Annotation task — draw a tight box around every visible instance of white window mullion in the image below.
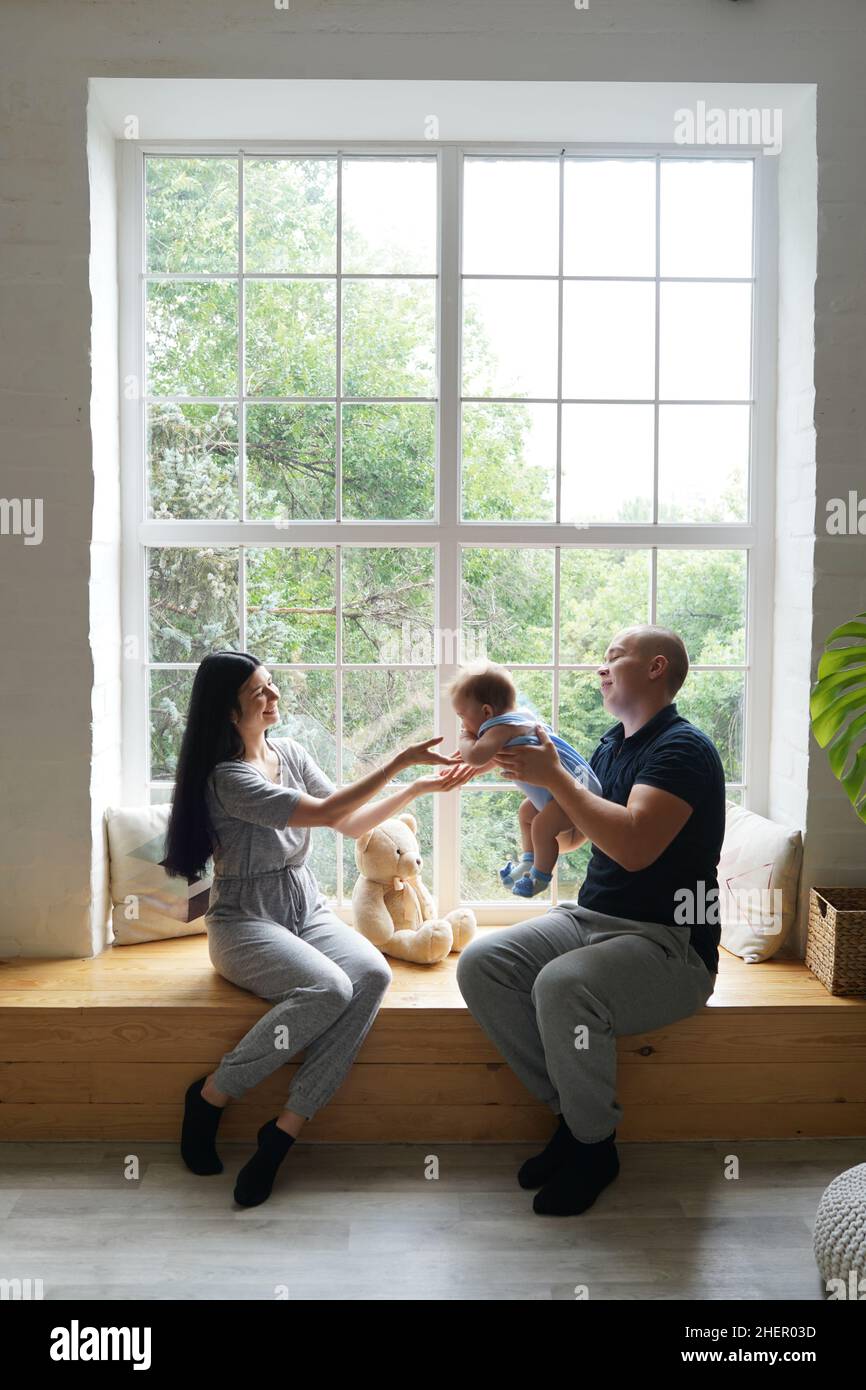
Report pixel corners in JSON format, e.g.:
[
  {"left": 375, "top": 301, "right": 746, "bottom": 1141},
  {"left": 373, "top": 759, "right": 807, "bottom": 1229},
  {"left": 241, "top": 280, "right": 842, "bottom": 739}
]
[
  {"left": 238, "top": 154, "right": 245, "bottom": 528},
  {"left": 653, "top": 156, "right": 661, "bottom": 530},
  {"left": 555, "top": 150, "right": 565, "bottom": 526},
  {"left": 238, "top": 155, "right": 247, "bottom": 658},
  {"left": 436, "top": 145, "right": 461, "bottom": 915},
  {"left": 138, "top": 151, "right": 151, "bottom": 795},
  {"left": 552, "top": 546, "right": 562, "bottom": 906},
  {"left": 335, "top": 541, "right": 344, "bottom": 906},
  {"left": 335, "top": 155, "right": 343, "bottom": 525},
  {"left": 745, "top": 153, "right": 776, "bottom": 815},
  {"left": 551, "top": 151, "right": 565, "bottom": 902},
  {"left": 334, "top": 158, "right": 344, "bottom": 904},
  {"left": 649, "top": 156, "right": 661, "bottom": 630},
  {"left": 121, "top": 141, "right": 148, "bottom": 804}
]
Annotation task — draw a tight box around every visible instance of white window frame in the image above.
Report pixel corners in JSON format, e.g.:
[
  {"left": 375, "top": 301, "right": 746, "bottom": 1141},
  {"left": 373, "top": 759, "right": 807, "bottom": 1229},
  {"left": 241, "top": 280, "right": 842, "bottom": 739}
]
[{"left": 119, "top": 139, "right": 777, "bottom": 924}]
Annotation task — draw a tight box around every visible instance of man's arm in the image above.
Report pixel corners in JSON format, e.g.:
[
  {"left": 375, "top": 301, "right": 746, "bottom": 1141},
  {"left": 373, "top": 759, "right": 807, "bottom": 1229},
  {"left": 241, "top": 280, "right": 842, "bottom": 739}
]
[
  {"left": 546, "top": 776, "right": 692, "bottom": 871},
  {"left": 495, "top": 724, "right": 693, "bottom": 871},
  {"left": 557, "top": 826, "right": 588, "bottom": 855}
]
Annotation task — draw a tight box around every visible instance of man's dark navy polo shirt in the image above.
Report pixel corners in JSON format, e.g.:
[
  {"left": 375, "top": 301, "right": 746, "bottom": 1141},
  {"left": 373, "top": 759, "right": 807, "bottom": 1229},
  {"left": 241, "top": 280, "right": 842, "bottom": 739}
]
[{"left": 577, "top": 702, "right": 726, "bottom": 975}]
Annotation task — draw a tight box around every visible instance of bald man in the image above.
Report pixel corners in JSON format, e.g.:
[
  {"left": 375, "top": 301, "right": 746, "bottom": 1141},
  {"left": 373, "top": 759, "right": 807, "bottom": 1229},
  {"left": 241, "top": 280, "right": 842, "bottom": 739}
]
[{"left": 456, "top": 625, "right": 725, "bottom": 1216}]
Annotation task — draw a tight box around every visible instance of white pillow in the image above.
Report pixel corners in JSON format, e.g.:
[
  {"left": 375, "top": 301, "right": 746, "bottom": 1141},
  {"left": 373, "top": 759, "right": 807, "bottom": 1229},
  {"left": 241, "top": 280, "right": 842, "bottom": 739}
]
[
  {"left": 105, "top": 804, "right": 212, "bottom": 945},
  {"left": 718, "top": 802, "right": 803, "bottom": 963}
]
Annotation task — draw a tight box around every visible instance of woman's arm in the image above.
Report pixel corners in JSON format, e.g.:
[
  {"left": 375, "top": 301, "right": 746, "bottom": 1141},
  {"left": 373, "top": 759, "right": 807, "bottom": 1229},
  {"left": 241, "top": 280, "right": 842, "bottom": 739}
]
[
  {"left": 333, "top": 762, "right": 479, "bottom": 838},
  {"left": 287, "top": 737, "right": 461, "bottom": 830},
  {"left": 331, "top": 782, "right": 417, "bottom": 838}
]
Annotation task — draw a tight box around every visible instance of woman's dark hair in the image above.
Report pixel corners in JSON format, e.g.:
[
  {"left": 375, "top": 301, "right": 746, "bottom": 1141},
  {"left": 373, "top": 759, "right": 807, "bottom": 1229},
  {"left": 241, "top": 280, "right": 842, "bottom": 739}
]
[{"left": 162, "top": 649, "right": 267, "bottom": 881}]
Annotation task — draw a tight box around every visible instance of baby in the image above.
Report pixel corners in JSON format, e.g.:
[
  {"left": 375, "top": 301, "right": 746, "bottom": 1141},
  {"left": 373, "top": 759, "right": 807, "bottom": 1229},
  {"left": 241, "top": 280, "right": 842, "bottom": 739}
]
[{"left": 449, "top": 662, "right": 602, "bottom": 897}]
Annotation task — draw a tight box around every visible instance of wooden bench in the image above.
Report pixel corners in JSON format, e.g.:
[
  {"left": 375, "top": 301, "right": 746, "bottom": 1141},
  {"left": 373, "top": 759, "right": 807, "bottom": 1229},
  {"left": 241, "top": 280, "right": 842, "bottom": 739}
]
[{"left": 1, "top": 930, "right": 865, "bottom": 1142}]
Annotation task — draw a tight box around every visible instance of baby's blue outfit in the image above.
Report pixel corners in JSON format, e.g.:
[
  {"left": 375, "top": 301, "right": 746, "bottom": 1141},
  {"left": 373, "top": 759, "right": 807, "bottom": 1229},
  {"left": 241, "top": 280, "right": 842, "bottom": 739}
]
[{"left": 477, "top": 708, "right": 603, "bottom": 810}]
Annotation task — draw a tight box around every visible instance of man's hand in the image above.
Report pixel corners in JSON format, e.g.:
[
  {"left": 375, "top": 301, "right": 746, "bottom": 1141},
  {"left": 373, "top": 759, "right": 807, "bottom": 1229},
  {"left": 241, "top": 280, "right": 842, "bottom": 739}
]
[{"left": 494, "top": 724, "right": 562, "bottom": 789}]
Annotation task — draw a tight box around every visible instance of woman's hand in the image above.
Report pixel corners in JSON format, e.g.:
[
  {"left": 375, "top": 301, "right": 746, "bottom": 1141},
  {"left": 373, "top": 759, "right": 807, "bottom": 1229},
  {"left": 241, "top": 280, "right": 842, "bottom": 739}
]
[
  {"left": 412, "top": 762, "right": 482, "bottom": 796},
  {"left": 494, "top": 723, "right": 562, "bottom": 789},
  {"left": 394, "top": 736, "right": 464, "bottom": 773}
]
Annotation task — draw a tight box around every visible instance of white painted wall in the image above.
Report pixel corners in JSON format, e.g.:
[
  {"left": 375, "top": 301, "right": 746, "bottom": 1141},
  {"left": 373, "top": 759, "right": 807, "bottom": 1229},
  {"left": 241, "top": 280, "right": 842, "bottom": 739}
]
[
  {"left": 768, "top": 88, "right": 818, "bottom": 954},
  {"left": 87, "top": 91, "right": 123, "bottom": 957},
  {"left": 1, "top": 0, "right": 863, "bottom": 959}
]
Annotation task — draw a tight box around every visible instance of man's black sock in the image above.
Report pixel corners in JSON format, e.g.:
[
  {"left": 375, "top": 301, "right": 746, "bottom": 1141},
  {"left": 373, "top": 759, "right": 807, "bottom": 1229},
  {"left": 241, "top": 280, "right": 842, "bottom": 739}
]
[
  {"left": 532, "top": 1131, "right": 619, "bottom": 1215},
  {"left": 517, "top": 1114, "right": 582, "bottom": 1189},
  {"left": 180, "top": 1075, "right": 224, "bottom": 1176},
  {"left": 234, "top": 1117, "right": 296, "bottom": 1208}
]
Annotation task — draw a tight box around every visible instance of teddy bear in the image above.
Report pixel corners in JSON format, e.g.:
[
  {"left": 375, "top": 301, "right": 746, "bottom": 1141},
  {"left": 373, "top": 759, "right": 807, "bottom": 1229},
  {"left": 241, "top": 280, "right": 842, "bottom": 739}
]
[{"left": 351, "top": 812, "right": 476, "bottom": 964}]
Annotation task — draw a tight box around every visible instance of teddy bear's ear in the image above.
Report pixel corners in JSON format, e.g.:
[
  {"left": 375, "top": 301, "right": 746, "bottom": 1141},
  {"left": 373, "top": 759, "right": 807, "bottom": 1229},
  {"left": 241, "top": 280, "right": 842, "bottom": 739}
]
[
  {"left": 356, "top": 830, "right": 374, "bottom": 855},
  {"left": 398, "top": 812, "right": 417, "bottom": 835}
]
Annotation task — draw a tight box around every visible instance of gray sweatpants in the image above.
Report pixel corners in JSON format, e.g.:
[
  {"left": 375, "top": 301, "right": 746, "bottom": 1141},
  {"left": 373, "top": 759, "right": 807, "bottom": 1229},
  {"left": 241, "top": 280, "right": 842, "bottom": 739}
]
[
  {"left": 206, "top": 900, "right": 392, "bottom": 1118},
  {"left": 456, "top": 904, "right": 717, "bottom": 1143}
]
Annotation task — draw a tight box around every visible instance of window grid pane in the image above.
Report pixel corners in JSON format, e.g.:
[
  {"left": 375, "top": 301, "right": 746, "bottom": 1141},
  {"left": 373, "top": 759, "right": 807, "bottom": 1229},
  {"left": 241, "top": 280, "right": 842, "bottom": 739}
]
[
  {"left": 144, "top": 155, "right": 439, "bottom": 528},
  {"left": 460, "top": 154, "right": 755, "bottom": 528},
  {"left": 458, "top": 543, "right": 747, "bottom": 903},
  {"left": 138, "top": 147, "right": 763, "bottom": 913}
]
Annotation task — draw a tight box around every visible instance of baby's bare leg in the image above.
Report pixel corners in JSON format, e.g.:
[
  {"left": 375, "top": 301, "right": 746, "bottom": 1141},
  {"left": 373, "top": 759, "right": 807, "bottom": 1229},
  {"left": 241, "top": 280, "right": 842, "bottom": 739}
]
[
  {"left": 531, "top": 799, "right": 576, "bottom": 875},
  {"left": 499, "top": 797, "right": 539, "bottom": 886},
  {"left": 518, "top": 796, "right": 538, "bottom": 853}
]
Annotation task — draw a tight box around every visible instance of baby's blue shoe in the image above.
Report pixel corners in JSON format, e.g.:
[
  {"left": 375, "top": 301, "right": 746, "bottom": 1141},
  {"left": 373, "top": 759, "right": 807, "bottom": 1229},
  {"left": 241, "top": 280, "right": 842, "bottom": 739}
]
[
  {"left": 499, "top": 853, "right": 533, "bottom": 887},
  {"left": 512, "top": 868, "right": 552, "bottom": 898}
]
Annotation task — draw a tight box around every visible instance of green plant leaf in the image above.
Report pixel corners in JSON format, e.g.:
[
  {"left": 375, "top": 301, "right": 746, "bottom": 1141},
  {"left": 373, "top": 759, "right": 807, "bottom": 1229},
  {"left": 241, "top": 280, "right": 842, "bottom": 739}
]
[{"left": 810, "top": 610, "right": 866, "bottom": 824}]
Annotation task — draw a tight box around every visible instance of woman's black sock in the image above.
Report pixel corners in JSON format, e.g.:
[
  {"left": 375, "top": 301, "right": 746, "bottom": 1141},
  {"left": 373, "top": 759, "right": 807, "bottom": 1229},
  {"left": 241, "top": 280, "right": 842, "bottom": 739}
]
[
  {"left": 234, "top": 1117, "right": 296, "bottom": 1208},
  {"left": 181, "top": 1075, "right": 225, "bottom": 1176}
]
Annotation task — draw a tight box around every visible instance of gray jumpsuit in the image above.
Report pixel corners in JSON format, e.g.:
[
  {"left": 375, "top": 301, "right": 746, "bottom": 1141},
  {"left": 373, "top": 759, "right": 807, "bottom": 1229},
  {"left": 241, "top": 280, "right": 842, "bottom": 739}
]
[{"left": 203, "top": 737, "right": 392, "bottom": 1116}]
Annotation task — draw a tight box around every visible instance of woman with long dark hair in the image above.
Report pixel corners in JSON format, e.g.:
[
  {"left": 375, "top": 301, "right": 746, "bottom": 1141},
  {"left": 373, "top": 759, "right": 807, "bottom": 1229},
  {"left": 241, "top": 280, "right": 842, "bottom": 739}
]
[{"left": 164, "top": 649, "right": 472, "bottom": 1207}]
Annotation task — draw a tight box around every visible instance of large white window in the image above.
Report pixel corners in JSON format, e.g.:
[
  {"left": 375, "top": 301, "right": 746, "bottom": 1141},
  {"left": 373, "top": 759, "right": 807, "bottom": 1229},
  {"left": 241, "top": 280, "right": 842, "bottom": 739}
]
[{"left": 121, "top": 144, "right": 774, "bottom": 921}]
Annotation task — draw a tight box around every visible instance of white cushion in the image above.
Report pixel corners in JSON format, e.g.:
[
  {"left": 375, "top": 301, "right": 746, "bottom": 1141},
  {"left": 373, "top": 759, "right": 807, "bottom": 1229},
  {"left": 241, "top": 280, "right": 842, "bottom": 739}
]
[
  {"left": 718, "top": 802, "right": 803, "bottom": 963},
  {"left": 105, "top": 804, "right": 212, "bottom": 945}
]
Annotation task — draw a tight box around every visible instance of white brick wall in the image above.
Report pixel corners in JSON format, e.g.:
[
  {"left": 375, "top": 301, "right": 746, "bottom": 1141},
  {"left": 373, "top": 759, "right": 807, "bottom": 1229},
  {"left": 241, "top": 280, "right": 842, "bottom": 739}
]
[{"left": 1, "top": 0, "right": 865, "bottom": 958}]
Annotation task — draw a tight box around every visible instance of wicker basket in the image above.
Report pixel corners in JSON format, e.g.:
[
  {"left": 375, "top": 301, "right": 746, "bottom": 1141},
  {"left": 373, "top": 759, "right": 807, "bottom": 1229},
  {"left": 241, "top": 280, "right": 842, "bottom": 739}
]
[{"left": 806, "top": 887, "right": 866, "bottom": 995}]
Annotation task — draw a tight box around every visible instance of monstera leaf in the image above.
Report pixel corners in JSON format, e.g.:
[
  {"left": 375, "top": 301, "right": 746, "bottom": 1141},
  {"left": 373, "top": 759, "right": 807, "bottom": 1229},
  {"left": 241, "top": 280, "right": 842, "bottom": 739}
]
[{"left": 810, "top": 612, "right": 866, "bottom": 825}]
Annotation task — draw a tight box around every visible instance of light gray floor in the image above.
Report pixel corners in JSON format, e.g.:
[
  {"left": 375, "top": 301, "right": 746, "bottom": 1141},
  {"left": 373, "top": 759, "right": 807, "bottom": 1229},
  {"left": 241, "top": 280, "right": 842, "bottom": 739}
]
[{"left": 1, "top": 1137, "right": 860, "bottom": 1300}]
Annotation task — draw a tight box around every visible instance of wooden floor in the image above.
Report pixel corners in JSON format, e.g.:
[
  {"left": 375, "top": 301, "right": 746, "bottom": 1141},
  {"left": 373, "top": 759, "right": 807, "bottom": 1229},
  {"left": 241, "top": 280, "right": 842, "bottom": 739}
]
[
  {"left": 1, "top": 929, "right": 865, "bottom": 1142},
  {"left": 0, "top": 1134, "right": 848, "bottom": 1300}
]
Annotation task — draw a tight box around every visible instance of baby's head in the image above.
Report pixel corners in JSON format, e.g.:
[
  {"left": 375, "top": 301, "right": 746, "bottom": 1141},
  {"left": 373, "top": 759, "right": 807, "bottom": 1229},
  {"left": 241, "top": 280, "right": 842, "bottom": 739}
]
[{"left": 448, "top": 662, "right": 517, "bottom": 737}]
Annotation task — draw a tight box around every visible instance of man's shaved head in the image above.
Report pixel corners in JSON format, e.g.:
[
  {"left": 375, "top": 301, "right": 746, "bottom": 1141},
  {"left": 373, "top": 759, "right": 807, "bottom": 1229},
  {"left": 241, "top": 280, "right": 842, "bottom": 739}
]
[{"left": 613, "top": 626, "right": 690, "bottom": 697}]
